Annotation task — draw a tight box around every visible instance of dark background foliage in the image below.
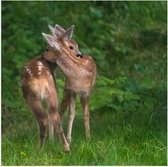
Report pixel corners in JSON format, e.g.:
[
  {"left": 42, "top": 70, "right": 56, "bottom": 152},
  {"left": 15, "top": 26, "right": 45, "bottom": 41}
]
[{"left": 2, "top": 1, "right": 167, "bottom": 165}]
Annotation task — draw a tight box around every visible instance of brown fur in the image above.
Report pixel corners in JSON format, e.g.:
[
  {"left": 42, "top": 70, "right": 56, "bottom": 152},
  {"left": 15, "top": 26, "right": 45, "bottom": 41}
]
[
  {"left": 21, "top": 55, "right": 70, "bottom": 152},
  {"left": 44, "top": 38, "right": 97, "bottom": 144}
]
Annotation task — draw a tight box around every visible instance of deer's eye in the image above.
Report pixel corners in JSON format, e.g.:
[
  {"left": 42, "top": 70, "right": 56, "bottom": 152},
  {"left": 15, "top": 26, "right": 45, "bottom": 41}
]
[{"left": 69, "top": 46, "right": 73, "bottom": 50}]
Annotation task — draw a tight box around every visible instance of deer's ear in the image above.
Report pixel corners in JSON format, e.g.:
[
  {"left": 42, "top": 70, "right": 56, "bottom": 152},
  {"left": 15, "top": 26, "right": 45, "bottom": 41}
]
[
  {"left": 49, "top": 24, "right": 61, "bottom": 37},
  {"left": 42, "top": 33, "right": 61, "bottom": 50},
  {"left": 48, "top": 25, "right": 55, "bottom": 37},
  {"left": 42, "top": 33, "right": 55, "bottom": 47},
  {"left": 55, "top": 24, "right": 65, "bottom": 35},
  {"left": 54, "top": 28, "right": 62, "bottom": 38},
  {"left": 62, "top": 25, "right": 74, "bottom": 41}
]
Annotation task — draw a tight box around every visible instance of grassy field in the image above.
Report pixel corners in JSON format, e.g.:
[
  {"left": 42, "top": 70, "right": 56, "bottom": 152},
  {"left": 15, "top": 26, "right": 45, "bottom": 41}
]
[
  {"left": 2, "top": 97, "right": 167, "bottom": 166},
  {"left": 2, "top": 1, "right": 167, "bottom": 166}
]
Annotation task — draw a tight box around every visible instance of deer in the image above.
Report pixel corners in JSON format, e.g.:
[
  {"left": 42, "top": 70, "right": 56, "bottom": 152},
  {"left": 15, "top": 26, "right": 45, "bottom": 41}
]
[
  {"left": 42, "top": 24, "right": 97, "bottom": 145},
  {"left": 20, "top": 25, "right": 78, "bottom": 152}
]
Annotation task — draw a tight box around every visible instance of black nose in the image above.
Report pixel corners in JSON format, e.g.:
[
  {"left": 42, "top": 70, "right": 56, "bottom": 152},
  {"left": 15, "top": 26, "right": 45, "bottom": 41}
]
[
  {"left": 77, "top": 53, "right": 81, "bottom": 57},
  {"left": 77, "top": 53, "right": 83, "bottom": 58}
]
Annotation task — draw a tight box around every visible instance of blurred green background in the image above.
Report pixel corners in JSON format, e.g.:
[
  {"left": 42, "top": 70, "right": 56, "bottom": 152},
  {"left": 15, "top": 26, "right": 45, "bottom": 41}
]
[{"left": 2, "top": 1, "right": 167, "bottom": 166}]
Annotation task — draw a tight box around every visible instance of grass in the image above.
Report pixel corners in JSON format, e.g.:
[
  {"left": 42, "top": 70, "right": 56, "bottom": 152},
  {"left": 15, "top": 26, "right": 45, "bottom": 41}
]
[
  {"left": 2, "top": 2, "right": 167, "bottom": 165},
  {"left": 2, "top": 103, "right": 167, "bottom": 166}
]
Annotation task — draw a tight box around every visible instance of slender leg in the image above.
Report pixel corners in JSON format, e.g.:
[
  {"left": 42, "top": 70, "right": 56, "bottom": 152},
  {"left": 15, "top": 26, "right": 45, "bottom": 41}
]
[
  {"left": 60, "top": 89, "right": 69, "bottom": 123},
  {"left": 47, "top": 88, "right": 70, "bottom": 152},
  {"left": 49, "top": 105, "right": 70, "bottom": 152},
  {"left": 48, "top": 114, "right": 54, "bottom": 142},
  {"left": 80, "top": 94, "right": 90, "bottom": 140},
  {"left": 66, "top": 91, "right": 76, "bottom": 144},
  {"left": 28, "top": 97, "right": 48, "bottom": 149}
]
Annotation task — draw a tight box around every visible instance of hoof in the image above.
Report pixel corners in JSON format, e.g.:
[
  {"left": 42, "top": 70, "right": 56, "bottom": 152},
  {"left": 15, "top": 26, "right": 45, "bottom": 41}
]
[{"left": 64, "top": 146, "right": 70, "bottom": 153}]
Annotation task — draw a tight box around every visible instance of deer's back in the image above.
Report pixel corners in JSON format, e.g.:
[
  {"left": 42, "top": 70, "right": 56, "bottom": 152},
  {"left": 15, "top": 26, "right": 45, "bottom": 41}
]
[{"left": 21, "top": 57, "right": 57, "bottom": 102}]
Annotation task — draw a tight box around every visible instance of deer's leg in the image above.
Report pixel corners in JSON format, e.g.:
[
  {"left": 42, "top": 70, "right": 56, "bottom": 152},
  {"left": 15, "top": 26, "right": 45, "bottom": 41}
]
[
  {"left": 47, "top": 95, "right": 70, "bottom": 152},
  {"left": 80, "top": 94, "right": 90, "bottom": 140},
  {"left": 48, "top": 114, "right": 54, "bottom": 142},
  {"left": 66, "top": 91, "right": 76, "bottom": 144},
  {"left": 60, "top": 89, "right": 69, "bottom": 123},
  {"left": 28, "top": 97, "right": 48, "bottom": 149}
]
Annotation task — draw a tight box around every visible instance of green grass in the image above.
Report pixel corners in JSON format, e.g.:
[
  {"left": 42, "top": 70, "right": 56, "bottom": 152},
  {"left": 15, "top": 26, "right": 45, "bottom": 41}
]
[
  {"left": 2, "top": 105, "right": 167, "bottom": 166},
  {"left": 2, "top": 1, "right": 167, "bottom": 166}
]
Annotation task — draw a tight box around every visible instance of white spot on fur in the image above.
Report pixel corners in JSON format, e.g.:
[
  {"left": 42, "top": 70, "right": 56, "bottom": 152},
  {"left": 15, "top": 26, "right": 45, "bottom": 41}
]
[
  {"left": 26, "top": 68, "right": 33, "bottom": 76},
  {"left": 38, "top": 66, "right": 42, "bottom": 71},
  {"left": 37, "top": 61, "right": 43, "bottom": 66},
  {"left": 40, "top": 91, "right": 45, "bottom": 100},
  {"left": 46, "top": 71, "right": 52, "bottom": 78},
  {"left": 40, "top": 82, "right": 49, "bottom": 100},
  {"left": 47, "top": 71, "right": 50, "bottom": 76}
]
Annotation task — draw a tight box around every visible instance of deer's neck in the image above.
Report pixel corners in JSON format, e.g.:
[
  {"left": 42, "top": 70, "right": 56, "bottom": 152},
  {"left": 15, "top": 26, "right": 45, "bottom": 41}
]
[
  {"left": 41, "top": 54, "right": 57, "bottom": 73},
  {"left": 56, "top": 53, "right": 95, "bottom": 79}
]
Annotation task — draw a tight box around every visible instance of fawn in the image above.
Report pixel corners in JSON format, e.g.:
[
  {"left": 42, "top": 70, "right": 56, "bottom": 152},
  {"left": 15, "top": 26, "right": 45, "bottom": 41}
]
[
  {"left": 20, "top": 25, "right": 77, "bottom": 152},
  {"left": 43, "top": 24, "right": 97, "bottom": 144}
]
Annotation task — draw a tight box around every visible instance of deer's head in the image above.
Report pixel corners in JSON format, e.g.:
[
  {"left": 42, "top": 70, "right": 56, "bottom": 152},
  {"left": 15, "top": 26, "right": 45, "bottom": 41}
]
[
  {"left": 42, "top": 25, "right": 82, "bottom": 63},
  {"left": 50, "top": 24, "right": 82, "bottom": 58}
]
